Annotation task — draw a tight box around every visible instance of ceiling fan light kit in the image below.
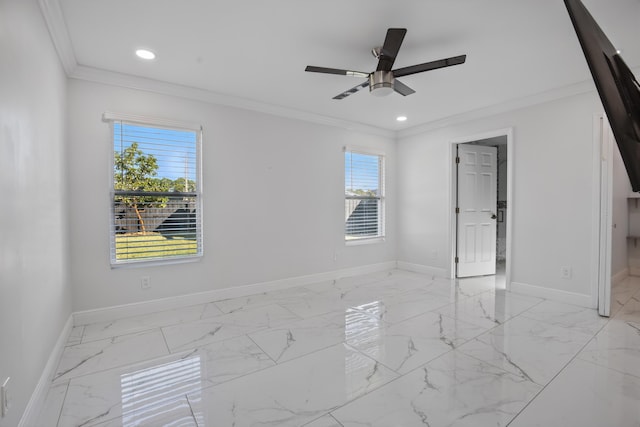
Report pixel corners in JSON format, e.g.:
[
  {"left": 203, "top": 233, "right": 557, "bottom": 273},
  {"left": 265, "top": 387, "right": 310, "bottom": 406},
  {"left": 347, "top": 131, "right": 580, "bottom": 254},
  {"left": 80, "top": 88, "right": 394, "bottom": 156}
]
[
  {"left": 369, "top": 71, "right": 394, "bottom": 96},
  {"left": 305, "top": 28, "right": 467, "bottom": 100}
]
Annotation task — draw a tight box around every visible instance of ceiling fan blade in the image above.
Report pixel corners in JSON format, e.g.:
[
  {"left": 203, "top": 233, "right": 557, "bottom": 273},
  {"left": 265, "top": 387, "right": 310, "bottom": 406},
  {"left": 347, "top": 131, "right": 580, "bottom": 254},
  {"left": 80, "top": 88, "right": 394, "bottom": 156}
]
[
  {"left": 377, "top": 28, "right": 407, "bottom": 71},
  {"left": 393, "top": 54, "right": 466, "bottom": 78},
  {"left": 333, "top": 81, "right": 370, "bottom": 100},
  {"left": 393, "top": 79, "right": 415, "bottom": 96},
  {"left": 305, "top": 66, "right": 369, "bottom": 78}
]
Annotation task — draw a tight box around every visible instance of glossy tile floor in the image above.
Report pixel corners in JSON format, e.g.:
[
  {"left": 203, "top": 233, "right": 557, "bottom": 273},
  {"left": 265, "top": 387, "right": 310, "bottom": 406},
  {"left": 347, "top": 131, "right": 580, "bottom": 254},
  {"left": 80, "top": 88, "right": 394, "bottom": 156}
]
[{"left": 35, "top": 270, "right": 640, "bottom": 426}]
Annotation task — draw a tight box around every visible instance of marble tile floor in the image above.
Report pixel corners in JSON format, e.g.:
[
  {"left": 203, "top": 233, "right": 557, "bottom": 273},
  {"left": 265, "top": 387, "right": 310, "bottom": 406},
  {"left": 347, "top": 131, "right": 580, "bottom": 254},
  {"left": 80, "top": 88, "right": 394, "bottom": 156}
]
[{"left": 34, "top": 270, "right": 640, "bottom": 426}]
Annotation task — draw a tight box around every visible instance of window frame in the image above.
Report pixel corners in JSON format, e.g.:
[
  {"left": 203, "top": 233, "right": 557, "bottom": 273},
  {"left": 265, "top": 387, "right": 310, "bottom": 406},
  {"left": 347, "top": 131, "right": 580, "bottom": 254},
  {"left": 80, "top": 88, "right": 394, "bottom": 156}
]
[
  {"left": 104, "top": 112, "right": 203, "bottom": 267},
  {"left": 344, "top": 147, "right": 386, "bottom": 244}
]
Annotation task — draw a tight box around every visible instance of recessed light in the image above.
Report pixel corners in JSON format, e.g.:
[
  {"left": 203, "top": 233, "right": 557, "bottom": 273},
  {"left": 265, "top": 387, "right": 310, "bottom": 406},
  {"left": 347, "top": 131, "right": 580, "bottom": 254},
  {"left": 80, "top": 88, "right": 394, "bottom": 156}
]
[
  {"left": 135, "top": 49, "right": 156, "bottom": 60},
  {"left": 396, "top": 116, "right": 408, "bottom": 122}
]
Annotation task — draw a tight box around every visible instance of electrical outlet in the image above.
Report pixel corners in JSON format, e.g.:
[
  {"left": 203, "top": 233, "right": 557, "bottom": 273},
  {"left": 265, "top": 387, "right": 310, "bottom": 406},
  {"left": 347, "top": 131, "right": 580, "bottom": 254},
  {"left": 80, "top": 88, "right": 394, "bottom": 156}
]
[
  {"left": 1, "top": 377, "right": 10, "bottom": 417},
  {"left": 141, "top": 276, "right": 151, "bottom": 289},
  {"left": 560, "top": 266, "right": 572, "bottom": 279}
]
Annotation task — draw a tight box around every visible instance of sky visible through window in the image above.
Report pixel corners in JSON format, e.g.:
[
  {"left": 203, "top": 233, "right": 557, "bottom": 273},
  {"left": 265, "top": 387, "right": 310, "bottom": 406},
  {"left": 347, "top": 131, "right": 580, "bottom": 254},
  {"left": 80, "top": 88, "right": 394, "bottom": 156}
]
[
  {"left": 345, "top": 152, "right": 380, "bottom": 195},
  {"left": 114, "top": 122, "right": 197, "bottom": 182}
]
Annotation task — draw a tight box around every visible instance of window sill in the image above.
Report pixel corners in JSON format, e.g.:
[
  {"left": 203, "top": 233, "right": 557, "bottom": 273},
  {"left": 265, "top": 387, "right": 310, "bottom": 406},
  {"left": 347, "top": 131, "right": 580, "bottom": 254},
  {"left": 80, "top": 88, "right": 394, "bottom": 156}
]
[
  {"left": 110, "top": 255, "right": 203, "bottom": 269},
  {"left": 345, "top": 237, "right": 385, "bottom": 246}
]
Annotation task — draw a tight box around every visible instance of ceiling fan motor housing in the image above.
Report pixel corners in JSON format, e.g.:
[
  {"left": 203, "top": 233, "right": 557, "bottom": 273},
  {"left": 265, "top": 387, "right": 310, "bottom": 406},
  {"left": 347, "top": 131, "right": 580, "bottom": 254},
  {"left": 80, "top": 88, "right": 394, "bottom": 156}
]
[{"left": 369, "top": 70, "right": 394, "bottom": 96}]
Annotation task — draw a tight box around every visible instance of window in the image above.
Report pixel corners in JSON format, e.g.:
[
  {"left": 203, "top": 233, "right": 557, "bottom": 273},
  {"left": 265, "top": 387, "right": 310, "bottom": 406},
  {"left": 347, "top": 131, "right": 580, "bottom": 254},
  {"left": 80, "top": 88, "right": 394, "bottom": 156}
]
[
  {"left": 105, "top": 114, "right": 203, "bottom": 265},
  {"left": 344, "top": 150, "right": 385, "bottom": 242}
]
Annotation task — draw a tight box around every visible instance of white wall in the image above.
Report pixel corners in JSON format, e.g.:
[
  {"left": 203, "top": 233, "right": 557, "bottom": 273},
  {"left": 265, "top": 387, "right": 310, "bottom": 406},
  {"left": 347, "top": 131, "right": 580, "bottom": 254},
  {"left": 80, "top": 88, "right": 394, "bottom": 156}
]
[
  {"left": 398, "top": 92, "right": 603, "bottom": 300},
  {"left": 0, "top": 1, "right": 71, "bottom": 425},
  {"left": 67, "top": 80, "right": 396, "bottom": 311}
]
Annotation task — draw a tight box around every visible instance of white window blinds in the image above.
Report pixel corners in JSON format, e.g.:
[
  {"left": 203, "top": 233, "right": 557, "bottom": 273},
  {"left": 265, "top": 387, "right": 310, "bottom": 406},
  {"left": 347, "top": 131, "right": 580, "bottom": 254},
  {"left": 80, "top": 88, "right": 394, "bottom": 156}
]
[
  {"left": 108, "top": 118, "right": 203, "bottom": 265},
  {"left": 344, "top": 150, "right": 385, "bottom": 241}
]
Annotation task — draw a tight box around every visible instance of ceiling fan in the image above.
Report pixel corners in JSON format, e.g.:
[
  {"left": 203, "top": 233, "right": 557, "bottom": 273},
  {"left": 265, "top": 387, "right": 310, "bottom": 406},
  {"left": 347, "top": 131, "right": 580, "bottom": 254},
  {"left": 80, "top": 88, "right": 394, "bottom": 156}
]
[{"left": 305, "top": 28, "right": 466, "bottom": 100}]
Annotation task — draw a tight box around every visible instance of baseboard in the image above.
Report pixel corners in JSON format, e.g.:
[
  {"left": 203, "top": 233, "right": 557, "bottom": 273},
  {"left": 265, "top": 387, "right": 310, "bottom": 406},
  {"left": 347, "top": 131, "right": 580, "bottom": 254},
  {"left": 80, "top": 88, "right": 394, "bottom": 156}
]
[
  {"left": 18, "top": 314, "right": 73, "bottom": 427},
  {"left": 396, "top": 261, "right": 448, "bottom": 278},
  {"left": 73, "top": 261, "right": 398, "bottom": 325},
  {"left": 510, "top": 281, "right": 594, "bottom": 308},
  {"left": 612, "top": 268, "right": 629, "bottom": 286}
]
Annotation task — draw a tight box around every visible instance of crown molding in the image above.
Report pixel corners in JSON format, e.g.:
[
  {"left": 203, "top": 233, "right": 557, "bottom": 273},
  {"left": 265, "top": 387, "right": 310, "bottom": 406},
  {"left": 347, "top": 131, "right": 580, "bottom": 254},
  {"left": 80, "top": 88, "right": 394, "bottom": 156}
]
[
  {"left": 65, "top": 62, "right": 622, "bottom": 142},
  {"left": 38, "top": 0, "right": 77, "bottom": 75},
  {"left": 397, "top": 80, "right": 596, "bottom": 139},
  {"left": 70, "top": 65, "right": 395, "bottom": 138},
  {"left": 398, "top": 64, "right": 640, "bottom": 139},
  {"left": 69, "top": 60, "right": 607, "bottom": 142}
]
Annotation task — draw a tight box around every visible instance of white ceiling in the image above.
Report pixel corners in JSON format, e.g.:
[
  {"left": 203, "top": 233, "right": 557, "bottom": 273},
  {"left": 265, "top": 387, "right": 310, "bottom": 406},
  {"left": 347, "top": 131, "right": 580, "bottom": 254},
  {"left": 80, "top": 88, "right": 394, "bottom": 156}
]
[{"left": 50, "top": 0, "right": 640, "bottom": 132}]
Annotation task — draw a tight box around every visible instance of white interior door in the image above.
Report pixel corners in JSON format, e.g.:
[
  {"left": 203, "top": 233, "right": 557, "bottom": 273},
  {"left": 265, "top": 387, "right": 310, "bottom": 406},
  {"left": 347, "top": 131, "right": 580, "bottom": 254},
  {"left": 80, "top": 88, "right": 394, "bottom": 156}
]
[{"left": 457, "top": 144, "right": 497, "bottom": 277}]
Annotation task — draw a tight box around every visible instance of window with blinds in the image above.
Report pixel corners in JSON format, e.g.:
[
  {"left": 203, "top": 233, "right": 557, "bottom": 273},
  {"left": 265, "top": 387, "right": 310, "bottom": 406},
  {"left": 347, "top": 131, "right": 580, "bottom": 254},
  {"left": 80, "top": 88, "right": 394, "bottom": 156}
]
[
  {"left": 344, "top": 150, "right": 385, "bottom": 242},
  {"left": 107, "top": 117, "right": 203, "bottom": 265}
]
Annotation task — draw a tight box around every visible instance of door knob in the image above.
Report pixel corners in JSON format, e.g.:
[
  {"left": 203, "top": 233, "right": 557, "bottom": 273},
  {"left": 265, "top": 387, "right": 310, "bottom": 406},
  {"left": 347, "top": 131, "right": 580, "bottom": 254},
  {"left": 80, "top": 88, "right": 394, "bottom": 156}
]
[{"left": 491, "top": 213, "right": 497, "bottom": 219}]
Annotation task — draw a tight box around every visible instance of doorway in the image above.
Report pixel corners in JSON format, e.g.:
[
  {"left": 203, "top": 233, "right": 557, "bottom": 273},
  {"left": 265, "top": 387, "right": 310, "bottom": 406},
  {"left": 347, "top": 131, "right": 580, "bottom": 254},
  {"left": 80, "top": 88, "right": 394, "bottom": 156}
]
[
  {"left": 450, "top": 129, "right": 513, "bottom": 290},
  {"left": 593, "top": 114, "right": 640, "bottom": 317}
]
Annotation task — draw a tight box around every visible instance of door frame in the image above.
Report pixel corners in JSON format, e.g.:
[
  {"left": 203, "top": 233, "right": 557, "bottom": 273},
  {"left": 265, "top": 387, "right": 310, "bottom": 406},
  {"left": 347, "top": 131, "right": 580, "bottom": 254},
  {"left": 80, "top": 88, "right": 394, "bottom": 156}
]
[
  {"left": 593, "top": 114, "right": 613, "bottom": 315},
  {"left": 449, "top": 128, "right": 514, "bottom": 290}
]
